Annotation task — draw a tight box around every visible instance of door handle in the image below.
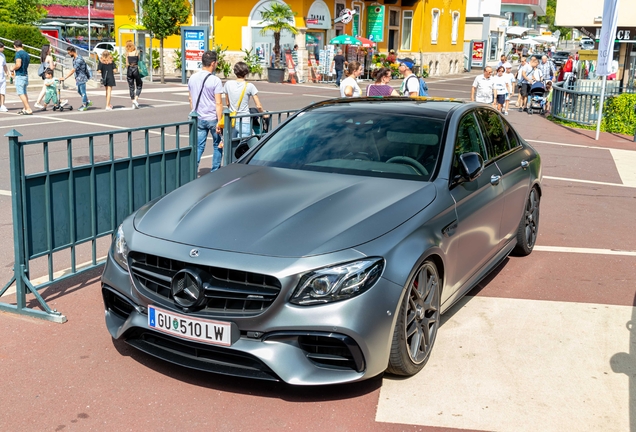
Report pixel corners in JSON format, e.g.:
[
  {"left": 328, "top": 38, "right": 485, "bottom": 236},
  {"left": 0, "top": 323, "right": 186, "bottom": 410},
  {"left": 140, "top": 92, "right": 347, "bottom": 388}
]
[
  {"left": 490, "top": 175, "right": 501, "bottom": 186},
  {"left": 521, "top": 160, "right": 529, "bottom": 169}
]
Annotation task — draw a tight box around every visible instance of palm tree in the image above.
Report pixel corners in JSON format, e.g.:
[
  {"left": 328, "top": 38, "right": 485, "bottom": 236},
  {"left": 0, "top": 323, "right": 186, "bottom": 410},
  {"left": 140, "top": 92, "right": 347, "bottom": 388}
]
[{"left": 259, "top": 3, "right": 298, "bottom": 69}]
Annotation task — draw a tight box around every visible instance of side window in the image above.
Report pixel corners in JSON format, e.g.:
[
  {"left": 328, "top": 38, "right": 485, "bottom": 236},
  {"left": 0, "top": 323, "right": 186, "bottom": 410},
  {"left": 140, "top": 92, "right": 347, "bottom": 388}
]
[
  {"left": 502, "top": 119, "right": 520, "bottom": 149},
  {"left": 476, "top": 109, "right": 509, "bottom": 159},
  {"left": 455, "top": 113, "right": 487, "bottom": 159}
]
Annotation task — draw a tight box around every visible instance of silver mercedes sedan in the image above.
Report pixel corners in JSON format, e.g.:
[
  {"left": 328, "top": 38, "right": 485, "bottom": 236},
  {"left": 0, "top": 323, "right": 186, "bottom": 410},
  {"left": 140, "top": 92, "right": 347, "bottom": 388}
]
[{"left": 101, "top": 98, "right": 542, "bottom": 385}]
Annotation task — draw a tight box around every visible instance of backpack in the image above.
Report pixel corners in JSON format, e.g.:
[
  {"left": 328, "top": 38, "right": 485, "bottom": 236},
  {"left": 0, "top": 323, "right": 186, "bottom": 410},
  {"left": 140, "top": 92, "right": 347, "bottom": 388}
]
[
  {"left": 76, "top": 55, "right": 93, "bottom": 80},
  {"left": 407, "top": 74, "right": 429, "bottom": 97}
]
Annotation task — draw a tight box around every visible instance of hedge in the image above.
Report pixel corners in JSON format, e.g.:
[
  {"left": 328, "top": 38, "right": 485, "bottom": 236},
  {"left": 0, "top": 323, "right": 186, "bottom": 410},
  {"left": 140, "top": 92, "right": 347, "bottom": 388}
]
[
  {"left": 601, "top": 93, "right": 636, "bottom": 136},
  {"left": 0, "top": 23, "right": 49, "bottom": 63}
]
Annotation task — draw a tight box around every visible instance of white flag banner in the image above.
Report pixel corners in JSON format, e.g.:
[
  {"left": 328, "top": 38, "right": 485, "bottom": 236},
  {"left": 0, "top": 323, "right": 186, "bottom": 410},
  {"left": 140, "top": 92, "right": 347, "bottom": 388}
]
[{"left": 596, "top": 0, "right": 620, "bottom": 76}]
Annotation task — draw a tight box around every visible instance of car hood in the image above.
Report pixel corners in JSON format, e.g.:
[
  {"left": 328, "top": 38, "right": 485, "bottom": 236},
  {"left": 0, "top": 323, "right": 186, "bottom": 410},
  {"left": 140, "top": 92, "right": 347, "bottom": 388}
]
[{"left": 134, "top": 164, "right": 436, "bottom": 257}]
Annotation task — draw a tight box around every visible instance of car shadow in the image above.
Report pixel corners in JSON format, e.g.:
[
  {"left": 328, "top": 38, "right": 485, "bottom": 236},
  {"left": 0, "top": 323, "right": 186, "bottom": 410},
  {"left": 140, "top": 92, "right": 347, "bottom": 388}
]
[
  {"left": 111, "top": 337, "right": 383, "bottom": 401},
  {"left": 610, "top": 291, "right": 636, "bottom": 432}
]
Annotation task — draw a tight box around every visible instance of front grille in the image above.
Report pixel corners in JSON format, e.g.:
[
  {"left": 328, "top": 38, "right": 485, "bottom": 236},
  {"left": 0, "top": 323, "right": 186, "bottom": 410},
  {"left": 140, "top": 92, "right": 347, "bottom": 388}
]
[
  {"left": 129, "top": 252, "right": 282, "bottom": 316},
  {"left": 298, "top": 335, "right": 365, "bottom": 372},
  {"left": 125, "top": 331, "right": 279, "bottom": 381}
]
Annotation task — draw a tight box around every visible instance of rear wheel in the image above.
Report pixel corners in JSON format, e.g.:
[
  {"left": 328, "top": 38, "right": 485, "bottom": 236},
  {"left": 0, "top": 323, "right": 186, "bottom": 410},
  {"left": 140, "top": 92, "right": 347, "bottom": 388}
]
[
  {"left": 512, "top": 187, "right": 540, "bottom": 256},
  {"left": 387, "top": 260, "right": 441, "bottom": 376}
]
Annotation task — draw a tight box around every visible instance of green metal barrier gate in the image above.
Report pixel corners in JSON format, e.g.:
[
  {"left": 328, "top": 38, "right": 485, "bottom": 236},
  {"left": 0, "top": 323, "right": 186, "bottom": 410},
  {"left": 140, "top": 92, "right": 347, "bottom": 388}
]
[{"left": 0, "top": 116, "right": 199, "bottom": 323}]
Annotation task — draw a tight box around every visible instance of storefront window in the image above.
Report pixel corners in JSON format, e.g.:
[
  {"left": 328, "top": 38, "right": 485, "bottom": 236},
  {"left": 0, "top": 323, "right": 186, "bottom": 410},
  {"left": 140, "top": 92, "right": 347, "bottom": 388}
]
[
  {"left": 194, "top": 0, "right": 209, "bottom": 26},
  {"left": 431, "top": 9, "right": 440, "bottom": 44},
  {"left": 451, "top": 11, "right": 460, "bottom": 45},
  {"left": 401, "top": 11, "right": 412, "bottom": 51}
]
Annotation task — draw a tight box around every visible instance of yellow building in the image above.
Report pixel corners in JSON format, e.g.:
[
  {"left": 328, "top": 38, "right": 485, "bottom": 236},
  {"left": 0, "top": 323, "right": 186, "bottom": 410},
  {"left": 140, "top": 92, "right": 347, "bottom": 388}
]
[{"left": 115, "top": 0, "right": 466, "bottom": 76}]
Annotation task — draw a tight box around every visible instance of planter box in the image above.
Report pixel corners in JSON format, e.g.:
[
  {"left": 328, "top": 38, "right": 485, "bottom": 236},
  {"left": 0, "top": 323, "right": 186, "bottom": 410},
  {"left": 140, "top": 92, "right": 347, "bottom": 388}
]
[{"left": 267, "top": 67, "right": 285, "bottom": 83}]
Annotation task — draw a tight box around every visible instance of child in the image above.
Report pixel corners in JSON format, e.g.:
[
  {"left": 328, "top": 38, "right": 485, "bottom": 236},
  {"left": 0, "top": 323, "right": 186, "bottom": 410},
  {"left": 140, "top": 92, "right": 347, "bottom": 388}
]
[
  {"left": 544, "top": 81, "right": 553, "bottom": 115},
  {"left": 41, "top": 69, "right": 67, "bottom": 110},
  {"left": 97, "top": 50, "right": 117, "bottom": 110}
]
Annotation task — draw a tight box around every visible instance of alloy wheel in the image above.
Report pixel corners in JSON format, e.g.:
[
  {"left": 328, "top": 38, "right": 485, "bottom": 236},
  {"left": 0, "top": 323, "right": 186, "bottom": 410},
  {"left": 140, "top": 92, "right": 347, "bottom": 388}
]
[
  {"left": 525, "top": 188, "right": 540, "bottom": 248},
  {"left": 404, "top": 262, "right": 440, "bottom": 364}
]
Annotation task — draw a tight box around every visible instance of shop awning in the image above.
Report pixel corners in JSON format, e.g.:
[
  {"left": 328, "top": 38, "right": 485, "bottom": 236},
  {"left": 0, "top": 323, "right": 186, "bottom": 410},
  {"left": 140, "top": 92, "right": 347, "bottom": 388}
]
[{"left": 506, "top": 26, "right": 532, "bottom": 36}]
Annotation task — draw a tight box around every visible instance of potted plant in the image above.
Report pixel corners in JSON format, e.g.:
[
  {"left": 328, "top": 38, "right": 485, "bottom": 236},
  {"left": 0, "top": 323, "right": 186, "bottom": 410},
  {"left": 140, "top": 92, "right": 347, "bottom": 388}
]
[
  {"left": 259, "top": 3, "right": 298, "bottom": 83},
  {"left": 242, "top": 48, "right": 264, "bottom": 79}
]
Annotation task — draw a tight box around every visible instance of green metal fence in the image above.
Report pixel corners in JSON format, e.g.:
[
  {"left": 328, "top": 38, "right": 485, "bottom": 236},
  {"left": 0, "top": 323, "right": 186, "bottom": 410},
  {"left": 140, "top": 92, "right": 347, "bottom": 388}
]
[{"left": 0, "top": 116, "right": 199, "bottom": 323}]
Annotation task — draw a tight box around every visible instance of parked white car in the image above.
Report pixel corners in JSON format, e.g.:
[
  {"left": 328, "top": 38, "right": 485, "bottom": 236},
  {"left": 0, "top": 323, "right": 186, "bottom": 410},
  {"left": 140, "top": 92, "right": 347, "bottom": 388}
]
[
  {"left": 93, "top": 42, "right": 116, "bottom": 58},
  {"left": 579, "top": 37, "right": 595, "bottom": 50}
]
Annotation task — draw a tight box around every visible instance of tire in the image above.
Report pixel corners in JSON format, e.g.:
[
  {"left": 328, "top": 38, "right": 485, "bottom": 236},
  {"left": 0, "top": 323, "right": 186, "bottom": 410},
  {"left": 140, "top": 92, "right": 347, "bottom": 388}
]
[
  {"left": 387, "top": 260, "right": 441, "bottom": 376},
  {"left": 512, "top": 187, "right": 540, "bottom": 256}
]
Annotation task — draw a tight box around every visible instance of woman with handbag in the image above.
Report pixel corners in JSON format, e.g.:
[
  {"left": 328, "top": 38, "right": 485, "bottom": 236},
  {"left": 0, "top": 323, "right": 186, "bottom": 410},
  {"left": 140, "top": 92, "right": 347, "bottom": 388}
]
[
  {"left": 223, "top": 61, "right": 265, "bottom": 139},
  {"left": 125, "top": 40, "right": 143, "bottom": 109},
  {"left": 97, "top": 51, "right": 117, "bottom": 110},
  {"left": 34, "top": 45, "right": 56, "bottom": 109}
]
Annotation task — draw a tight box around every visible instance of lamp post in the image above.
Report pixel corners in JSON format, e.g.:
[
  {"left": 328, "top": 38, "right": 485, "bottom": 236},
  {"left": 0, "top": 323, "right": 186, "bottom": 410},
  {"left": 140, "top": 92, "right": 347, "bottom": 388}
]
[{"left": 88, "top": 0, "right": 91, "bottom": 54}]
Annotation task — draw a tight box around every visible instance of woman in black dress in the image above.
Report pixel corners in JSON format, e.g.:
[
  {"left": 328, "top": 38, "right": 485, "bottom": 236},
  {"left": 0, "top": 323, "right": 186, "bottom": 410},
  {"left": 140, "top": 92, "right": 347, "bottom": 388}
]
[{"left": 97, "top": 51, "right": 117, "bottom": 110}]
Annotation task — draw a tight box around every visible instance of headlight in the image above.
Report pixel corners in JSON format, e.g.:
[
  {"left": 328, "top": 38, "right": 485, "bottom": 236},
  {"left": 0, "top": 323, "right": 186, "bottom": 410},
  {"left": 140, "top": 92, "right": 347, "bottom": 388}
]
[
  {"left": 290, "top": 258, "right": 384, "bottom": 306},
  {"left": 112, "top": 224, "right": 129, "bottom": 270}
]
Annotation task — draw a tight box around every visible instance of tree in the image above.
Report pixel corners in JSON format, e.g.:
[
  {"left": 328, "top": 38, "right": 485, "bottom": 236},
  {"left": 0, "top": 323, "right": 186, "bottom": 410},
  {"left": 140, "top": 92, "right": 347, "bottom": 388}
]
[
  {"left": 538, "top": 0, "right": 571, "bottom": 40},
  {"left": 141, "top": 0, "right": 190, "bottom": 84},
  {"left": 259, "top": 3, "right": 298, "bottom": 69},
  {"left": 7, "top": 0, "right": 47, "bottom": 25}
]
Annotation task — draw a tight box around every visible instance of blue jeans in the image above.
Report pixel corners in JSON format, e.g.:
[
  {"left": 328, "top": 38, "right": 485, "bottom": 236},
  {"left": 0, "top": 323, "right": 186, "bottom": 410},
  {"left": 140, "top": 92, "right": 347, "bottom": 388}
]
[
  {"left": 232, "top": 119, "right": 252, "bottom": 140},
  {"left": 197, "top": 118, "right": 223, "bottom": 172},
  {"left": 77, "top": 82, "right": 88, "bottom": 105},
  {"left": 335, "top": 69, "right": 343, "bottom": 86}
]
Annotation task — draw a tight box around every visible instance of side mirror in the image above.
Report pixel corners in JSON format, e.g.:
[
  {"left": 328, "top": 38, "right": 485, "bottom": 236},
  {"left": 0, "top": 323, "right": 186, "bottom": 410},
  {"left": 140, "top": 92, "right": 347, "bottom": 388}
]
[{"left": 459, "top": 152, "right": 484, "bottom": 182}]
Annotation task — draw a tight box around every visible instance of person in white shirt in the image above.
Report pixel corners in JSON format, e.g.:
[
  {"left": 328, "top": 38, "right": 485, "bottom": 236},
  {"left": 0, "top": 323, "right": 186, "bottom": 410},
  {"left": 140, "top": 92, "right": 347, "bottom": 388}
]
[
  {"left": 496, "top": 54, "right": 507, "bottom": 70},
  {"left": 492, "top": 66, "right": 511, "bottom": 115},
  {"left": 398, "top": 57, "right": 420, "bottom": 97},
  {"left": 471, "top": 66, "right": 494, "bottom": 104},
  {"left": 339, "top": 61, "right": 362, "bottom": 98},
  {"left": 502, "top": 63, "right": 516, "bottom": 114},
  {"left": 0, "top": 42, "right": 8, "bottom": 112}
]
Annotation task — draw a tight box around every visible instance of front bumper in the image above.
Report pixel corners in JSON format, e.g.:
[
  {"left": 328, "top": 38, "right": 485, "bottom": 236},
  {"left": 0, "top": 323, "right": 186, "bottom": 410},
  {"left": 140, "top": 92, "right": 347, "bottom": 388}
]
[{"left": 101, "top": 242, "right": 404, "bottom": 385}]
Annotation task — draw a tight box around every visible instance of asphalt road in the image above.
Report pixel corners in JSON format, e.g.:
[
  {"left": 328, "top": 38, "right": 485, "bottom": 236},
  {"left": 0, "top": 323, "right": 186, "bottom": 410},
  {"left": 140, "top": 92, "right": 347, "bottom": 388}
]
[{"left": 0, "top": 73, "right": 635, "bottom": 431}]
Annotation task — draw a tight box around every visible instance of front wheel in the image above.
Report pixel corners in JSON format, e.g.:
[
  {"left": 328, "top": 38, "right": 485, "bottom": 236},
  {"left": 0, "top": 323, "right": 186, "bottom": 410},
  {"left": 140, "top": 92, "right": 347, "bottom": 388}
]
[
  {"left": 512, "top": 187, "right": 540, "bottom": 256},
  {"left": 387, "top": 260, "right": 441, "bottom": 376}
]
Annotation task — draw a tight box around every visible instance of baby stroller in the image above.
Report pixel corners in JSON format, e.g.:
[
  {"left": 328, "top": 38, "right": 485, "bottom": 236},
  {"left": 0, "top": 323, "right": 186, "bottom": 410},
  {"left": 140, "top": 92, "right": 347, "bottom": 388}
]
[
  {"left": 52, "top": 79, "right": 73, "bottom": 112},
  {"left": 527, "top": 81, "right": 546, "bottom": 115}
]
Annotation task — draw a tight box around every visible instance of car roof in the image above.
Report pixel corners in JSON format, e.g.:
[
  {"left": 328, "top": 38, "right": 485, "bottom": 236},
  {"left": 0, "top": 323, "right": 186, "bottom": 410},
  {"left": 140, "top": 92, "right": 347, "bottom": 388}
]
[{"left": 306, "top": 97, "right": 464, "bottom": 121}]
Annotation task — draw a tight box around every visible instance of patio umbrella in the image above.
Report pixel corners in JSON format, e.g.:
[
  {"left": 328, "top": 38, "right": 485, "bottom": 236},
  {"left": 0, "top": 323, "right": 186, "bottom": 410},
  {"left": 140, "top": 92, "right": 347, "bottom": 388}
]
[
  {"left": 66, "top": 22, "right": 85, "bottom": 27},
  {"left": 506, "top": 37, "right": 539, "bottom": 45},
  {"left": 44, "top": 21, "right": 66, "bottom": 26},
  {"left": 328, "top": 34, "right": 361, "bottom": 46},
  {"left": 355, "top": 36, "right": 376, "bottom": 47},
  {"left": 89, "top": 23, "right": 104, "bottom": 28},
  {"left": 506, "top": 26, "right": 532, "bottom": 36},
  {"left": 533, "top": 35, "right": 558, "bottom": 44}
]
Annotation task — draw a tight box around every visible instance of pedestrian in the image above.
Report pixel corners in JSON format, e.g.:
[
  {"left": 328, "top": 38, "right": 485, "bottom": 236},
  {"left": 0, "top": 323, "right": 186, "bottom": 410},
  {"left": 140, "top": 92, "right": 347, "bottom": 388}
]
[
  {"left": 550, "top": 44, "right": 556, "bottom": 58},
  {"left": 331, "top": 49, "right": 347, "bottom": 87},
  {"left": 187, "top": 50, "right": 224, "bottom": 172},
  {"left": 471, "top": 66, "right": 494, "bottom": 104},
  {"left": 562, "top": 54, "right": 574, "bottom": 83},
  {"left": 62, "top": 46, "right": 92, "bottom": 111},
  {"left": 386, "top": 49, "right": 397, "bottom": 64},
  {"left": 224, "top": 61, "right": 265, "bottom": 139},
  {"left": 503, "top": 63, "right": 516, "bottom": 114},
  {"left": 515, "top": 57, "right": 527, "bottom": 107},
  {"left": 537, "top": 55, "right": 555, "bottom": 82},
  {"left": 340, "top": 61, "right": 362, "bottom": 97},
  {"left": 40, "top": 68, "right": 66, "bottom": 110},
  {"left": 545, "top": 81, "right": 553, "bottom": 114},
  {"left": 522, "top": 45, "right": 528, "bottom": 57},
  {"left": 125, "top": 40, "right": 142, "bottom": 109},
  {"left": 520, "top": 57, "right": 541, "bottom": 112},
  {"left": 492, "top": 66, "right": 510, "bottom": 114},
  {"left": 10, "top": 40, "right": 33, "bottom": 115},
  {"left": 496, "top": 54, "right": 507, "bottom": 69},
  {"left": 398, "top": 57, "right": 419, "bottom": 97},
  {"left": 97, "top": 50, "right": 117, "bottom": 110},
  {"left": 0, "top": 42, "right": 8, "bottom": 112},
  {"left": 34, "top": 44, "right": 55, "bottom": 109},
  {"left": 366, "top": 67, "right": 399, "bottom": 96}
]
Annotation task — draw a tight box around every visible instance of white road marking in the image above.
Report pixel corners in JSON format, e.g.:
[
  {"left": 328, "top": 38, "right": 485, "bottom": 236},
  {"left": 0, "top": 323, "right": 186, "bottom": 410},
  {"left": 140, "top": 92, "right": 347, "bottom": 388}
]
[
  {"left": 376, "top": 296, "right": 632, "bottom": 432},
  {"left": 0, "top": 120, "right": 63, "bottom": 130},
  {"left": 257, "top": 91, "right": 294, "bottom": 95},
  {"left": 302, "top": 94, "right": 333, "bottom": 98},
  {"left": 535, "top": 245, "right": 636, "bottom": 256},
  {"left": 609, "top": 149, "right": 636, "bottom": 188},
  {"left": 527, "top": 139, "right": 611, "bottom": 150},
  {"left": 543, "top": 175, "right": 635, "bottom": 188}
]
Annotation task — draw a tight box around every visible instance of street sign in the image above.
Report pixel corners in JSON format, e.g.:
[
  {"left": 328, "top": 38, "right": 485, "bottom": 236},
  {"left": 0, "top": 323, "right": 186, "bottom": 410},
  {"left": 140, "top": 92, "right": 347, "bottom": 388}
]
[{"left": 180, "top": 26, "right": 209, "bottom": 85}]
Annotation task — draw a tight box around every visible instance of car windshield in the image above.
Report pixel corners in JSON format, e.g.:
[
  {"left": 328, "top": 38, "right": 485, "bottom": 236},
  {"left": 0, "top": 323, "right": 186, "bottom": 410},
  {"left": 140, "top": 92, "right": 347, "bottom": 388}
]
[{"left": 247, "top": 105, "right": 445, "bottom": 181}]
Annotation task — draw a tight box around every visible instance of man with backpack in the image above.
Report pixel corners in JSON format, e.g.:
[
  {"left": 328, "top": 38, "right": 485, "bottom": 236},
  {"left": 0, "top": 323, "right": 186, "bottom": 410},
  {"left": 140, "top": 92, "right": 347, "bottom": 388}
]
[
  {"left": 398, "top": 57, "right": 428, "bottom": 97},
  {"left": 62, "top": 46, "right": 92, "bottom": 111}
]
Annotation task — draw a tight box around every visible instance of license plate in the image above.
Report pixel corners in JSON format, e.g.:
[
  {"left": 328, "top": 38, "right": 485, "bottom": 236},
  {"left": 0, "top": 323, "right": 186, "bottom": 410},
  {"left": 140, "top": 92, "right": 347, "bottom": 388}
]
[{"left": 148, "top": 306, "right": 232, "bottom": 346}]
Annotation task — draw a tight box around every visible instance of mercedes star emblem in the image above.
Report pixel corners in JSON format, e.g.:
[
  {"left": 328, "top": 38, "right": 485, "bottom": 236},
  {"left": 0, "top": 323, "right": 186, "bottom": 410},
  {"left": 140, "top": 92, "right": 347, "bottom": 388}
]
[
  {"left": 189, "top": 248, "right": 199, "bottom": 258},
  {"left": 171, "top": 269, "right": 203, "bottom": 309}
]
